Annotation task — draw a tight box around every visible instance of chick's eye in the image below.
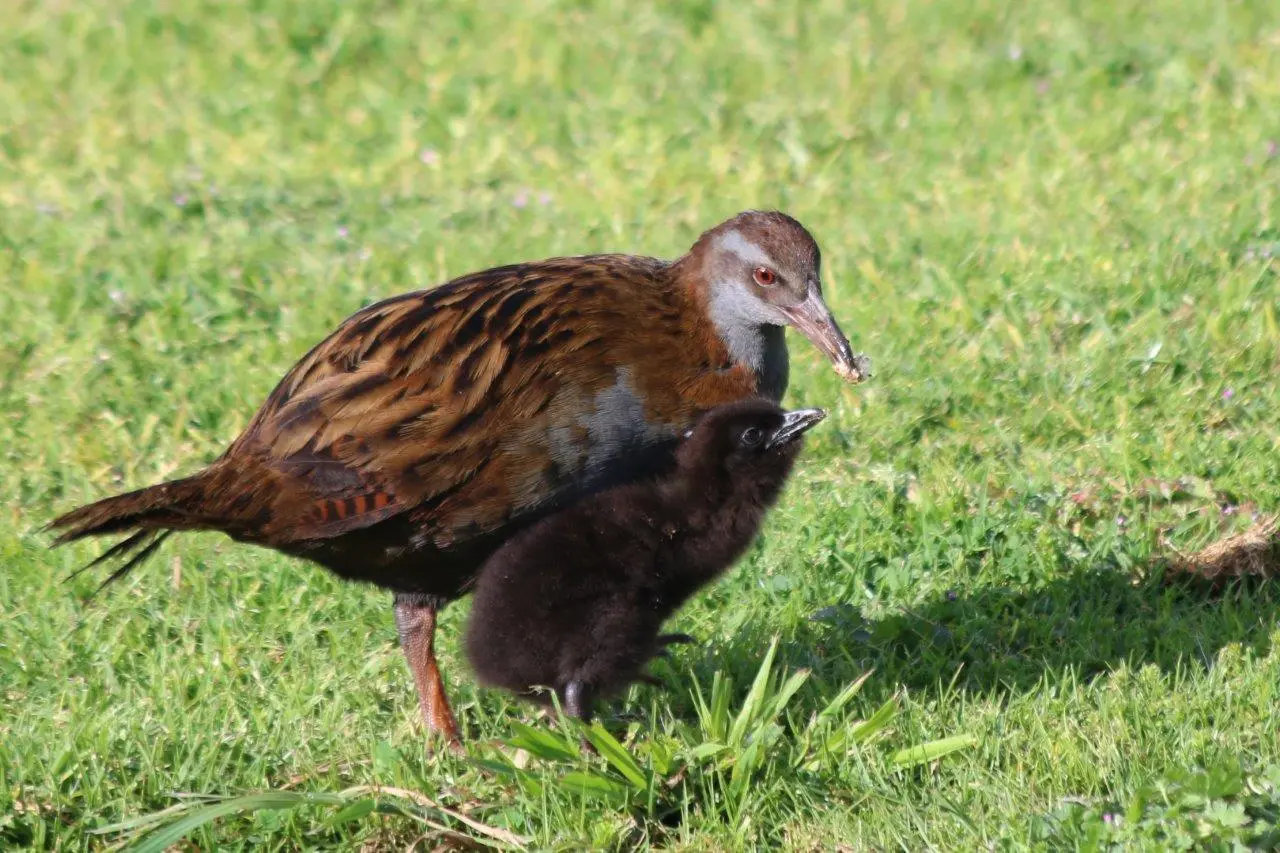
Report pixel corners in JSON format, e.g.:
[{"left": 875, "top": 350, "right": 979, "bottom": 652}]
[
  {"left": 739, "top": 427, "right": 763, "bottom": 447},
  {"left": 752, "top": 267, "right": 776, "bottom": 287}
]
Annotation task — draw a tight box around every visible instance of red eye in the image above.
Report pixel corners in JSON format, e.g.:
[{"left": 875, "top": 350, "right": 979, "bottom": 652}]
[{"left": 753, "top": 267, "right": 776, "bottom": 286}]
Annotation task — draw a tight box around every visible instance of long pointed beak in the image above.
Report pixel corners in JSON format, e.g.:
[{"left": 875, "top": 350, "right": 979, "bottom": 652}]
[
  {"left": 780, "top": 289, "right": 871, "bottom": 383},
  {"left": 766, "top": 407, "right": 826, "bottom": 449}
]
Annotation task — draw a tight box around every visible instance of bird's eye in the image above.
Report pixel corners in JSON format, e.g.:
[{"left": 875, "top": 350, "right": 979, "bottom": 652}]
[
  {"left": 739, "top": 427, "right": 763, "bottom": 447},
  {"left": 752, "top": 267, "right": 777, "bottom": 287}
]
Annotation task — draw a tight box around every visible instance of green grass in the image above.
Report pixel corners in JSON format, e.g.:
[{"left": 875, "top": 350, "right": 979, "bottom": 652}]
[{"left": 3, "top": 0, "right": 1280, "bottom": 848}]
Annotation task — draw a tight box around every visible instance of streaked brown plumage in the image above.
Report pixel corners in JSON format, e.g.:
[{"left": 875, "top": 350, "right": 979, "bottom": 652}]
[{"left": 49, "top": 209, "right": 867, "bottom": 749}]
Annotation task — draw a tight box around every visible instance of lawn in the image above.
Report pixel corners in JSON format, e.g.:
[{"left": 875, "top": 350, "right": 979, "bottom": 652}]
[{"left": 3, "top": 0, "right": 1280, "bottom": 849}]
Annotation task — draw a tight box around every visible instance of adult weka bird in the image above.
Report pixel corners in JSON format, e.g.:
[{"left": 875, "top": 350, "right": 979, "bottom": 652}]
[
  {"left": 466, "top": 400, "right": 825, "bottom": 724},
  {"left": 48, "top": 210, "right": 866, "bottom": 749}
]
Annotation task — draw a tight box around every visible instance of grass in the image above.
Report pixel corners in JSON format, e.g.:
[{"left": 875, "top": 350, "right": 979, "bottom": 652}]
[{"left": 2, "top": 0, "right": 1280, "bottom": 848}]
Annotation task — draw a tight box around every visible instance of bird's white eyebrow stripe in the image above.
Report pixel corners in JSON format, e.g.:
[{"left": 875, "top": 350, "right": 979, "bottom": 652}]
[{"left": 715, "top": 230, "right": 779, "bottom": 271}]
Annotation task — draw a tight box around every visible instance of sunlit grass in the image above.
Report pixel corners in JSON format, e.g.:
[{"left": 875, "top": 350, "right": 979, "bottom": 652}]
[{"left": 3, "top": 0, "right": 1280, "bottom": 848}]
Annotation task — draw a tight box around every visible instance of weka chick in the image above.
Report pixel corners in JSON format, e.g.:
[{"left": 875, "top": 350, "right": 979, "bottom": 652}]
[
  {"left": 49, "top": 210, "right": 865, "bottom": 748},
  {"left": 465, "top": 399, "right": 825, "bottom": 723}
]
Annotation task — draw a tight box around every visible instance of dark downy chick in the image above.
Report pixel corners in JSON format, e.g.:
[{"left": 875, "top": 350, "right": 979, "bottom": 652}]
[{"left": 464, "top": 399, "right": 825, "bottom": 723}]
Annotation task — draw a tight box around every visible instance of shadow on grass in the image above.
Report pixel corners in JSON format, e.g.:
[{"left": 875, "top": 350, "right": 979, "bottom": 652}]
[{"left": 663, "top": 567, "right": 1279, "bottom": 718}]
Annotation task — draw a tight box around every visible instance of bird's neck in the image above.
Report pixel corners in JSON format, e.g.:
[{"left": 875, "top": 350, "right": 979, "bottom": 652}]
[
  {"left": 667, "top": 258, "right": 790, "bottom": 403},
  {"left": 656, "top": 462, "right": 791, "bottom": 588},
  {"left": 716, "top": 323, "right": 787, "bottom": 402}
]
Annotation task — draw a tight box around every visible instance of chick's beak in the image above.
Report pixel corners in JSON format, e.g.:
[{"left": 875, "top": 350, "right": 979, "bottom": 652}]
[
  {"left": 780, "top": 288, "right": 871, "bottom": 383},
  {"left": 766, "top": 408, "right": 827, "bottom": 449}
]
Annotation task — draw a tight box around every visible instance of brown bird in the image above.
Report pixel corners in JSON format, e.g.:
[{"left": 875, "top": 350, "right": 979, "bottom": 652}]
[
  {"left": 465, "top": 400, "right": 825, "bottom": 724},
  {"left": 48, "top": 209, "right": 867, "bottom": 750}
]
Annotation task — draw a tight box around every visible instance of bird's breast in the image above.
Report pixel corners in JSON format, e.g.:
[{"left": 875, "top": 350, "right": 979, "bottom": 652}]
[
  {"left": 548, "top": 366, "right": 676, "bottom": 473},
  {"left": 536, "top": 366, "right": 683, "bottom": 495}
]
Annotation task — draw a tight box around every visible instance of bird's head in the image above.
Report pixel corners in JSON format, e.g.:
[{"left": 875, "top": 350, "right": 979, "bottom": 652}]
[
  {"left": 683, "top": 210, "right": 870, "bottom": 384},
  {"left": 676, "top": 399, "right": 826, "bottom": 491}
]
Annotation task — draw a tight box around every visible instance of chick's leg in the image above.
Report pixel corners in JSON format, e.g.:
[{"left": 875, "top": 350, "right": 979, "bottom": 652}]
[
  {"left": 639, "top": 632, "right": 697, "bottom": 686},
  {"left": 393, "top": 593, "right": 463, "bottom": 752},
  {"left": 655, "top": 632, "right": 696, "bottom": 652},
  {"left": 563, "top": 680, "right": 598, "bottom": 755},
  {"left": 563, "top": 680, "right": 595, "bottom": 723}
]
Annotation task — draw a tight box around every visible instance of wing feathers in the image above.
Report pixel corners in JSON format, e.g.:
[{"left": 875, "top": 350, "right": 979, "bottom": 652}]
[{"left": 227, "top": 254, "right": 748, "bottom": 543}]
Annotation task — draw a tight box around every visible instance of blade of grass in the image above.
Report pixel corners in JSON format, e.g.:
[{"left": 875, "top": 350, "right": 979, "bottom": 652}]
[
  {"left": 120, "top": 792, "right": 345, "bottom": 853},
  {"left": 557, "top": 771, "right": 632, "bottom": 803},
  {"left": 505, "top": 721, "right": 580, "bottom": 762},
  {"left": 815, "top": 670, "right": 874, "bottom": 724},
  {"left": 341, "top": 786, "right": 530, "bottom": 847},
  {"left": 728, "top": 636, "right": 780, "bottom": 746},
  {"left": 583, "top": 723, "right": 649, "bottom": 791},
  {"left": 850, "top": 697, "right": 900, "bottom": 745},
  {"left": 890, "top": 734, "right": 978, "bottom": 770},
  {"left": 763, "top": 668, "right": 811, "bottom": 724}
]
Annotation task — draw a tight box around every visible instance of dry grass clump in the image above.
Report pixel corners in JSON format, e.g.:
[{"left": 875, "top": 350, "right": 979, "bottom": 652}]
[{"left": 1166, "top": 516, "right": 1280, "bottom": 584}]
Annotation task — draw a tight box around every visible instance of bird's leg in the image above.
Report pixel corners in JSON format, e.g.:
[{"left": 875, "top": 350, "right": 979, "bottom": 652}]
[
  {"left": 655, "top": 632, "right": 696, "bottom": 653},
  {"left": 393, "top": 593, "right": 463, "bottom": 753},
  {"left": 643, "top": 632, "right": 696, "bottom": 685},
  {"left": 563, "top": 680, "right": 595, "bottom": 723},
  {"left": 562, "top": 681, "right": 597, "bottom": 755}
]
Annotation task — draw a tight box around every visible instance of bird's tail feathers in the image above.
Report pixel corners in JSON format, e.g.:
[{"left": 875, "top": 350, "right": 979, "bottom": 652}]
[{"left": 46, "top": 474, "right": 216, "bottom": 595}]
